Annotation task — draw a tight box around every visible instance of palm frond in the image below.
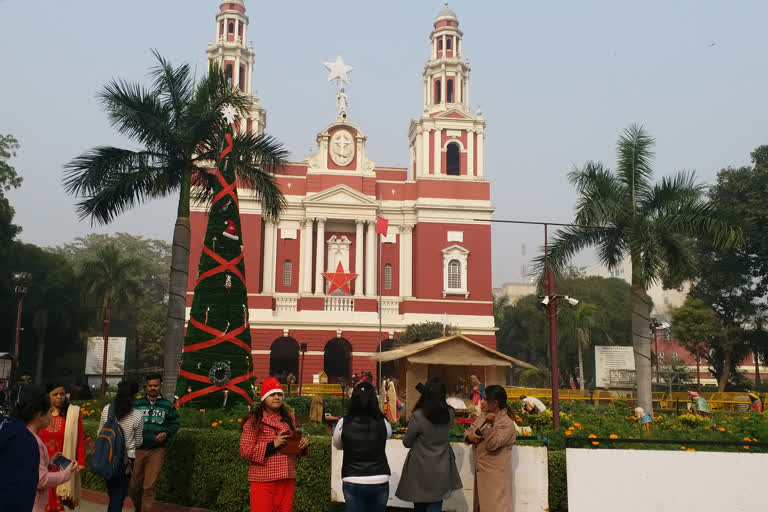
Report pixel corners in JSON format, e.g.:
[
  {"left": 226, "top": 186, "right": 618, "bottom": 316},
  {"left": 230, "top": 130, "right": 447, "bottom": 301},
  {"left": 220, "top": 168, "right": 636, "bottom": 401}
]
[
  {"left": 656, "top": 230, "right": 696, "bottom": 286},
  {"left": 231, "top": 133, "right": 288, "bottom": 221},
  {"left": 568, "top": 161, "right": 628, "bottom": 225},
  {"left": 98, "top": 79, "right": 175, "bottom": 151},
  {"left": 64, "top": 147, "right": 179, "bottom": 225},
  {"left": 616, "top": 124, "right": 655, "bottom": 204},
  {"left": 150, "top": 49, "right": 193, "bottom": 129},
  {"left": 531, "top": 226, "right": 611, "bottom": 276},
  {"left": 638, "top": 170, "right": 704, "bottom": 219},
  {"left": 596, "top": 223, "right": 627, "bottom": 269},
  {"left": 660, "top": 200, "right": 743, "bottom": 249}
]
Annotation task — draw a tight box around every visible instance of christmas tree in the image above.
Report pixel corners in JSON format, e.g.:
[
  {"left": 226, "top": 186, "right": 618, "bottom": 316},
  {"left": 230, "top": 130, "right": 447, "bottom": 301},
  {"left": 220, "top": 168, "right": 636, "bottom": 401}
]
[{"left": 176, "top": 105, "right": 254, "bottom": 408}]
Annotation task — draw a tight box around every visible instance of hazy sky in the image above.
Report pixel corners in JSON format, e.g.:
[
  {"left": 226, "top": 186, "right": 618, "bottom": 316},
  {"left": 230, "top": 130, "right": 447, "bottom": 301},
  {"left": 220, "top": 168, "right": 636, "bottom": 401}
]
[{"left": 2, "top": 1, "right": 767, "bottom": 286}]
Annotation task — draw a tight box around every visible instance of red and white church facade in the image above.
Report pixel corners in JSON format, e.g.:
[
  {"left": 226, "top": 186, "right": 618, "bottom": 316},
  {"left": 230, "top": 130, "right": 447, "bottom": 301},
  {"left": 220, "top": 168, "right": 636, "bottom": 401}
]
[{"left": 187, "top": 2, "right": 495, "bottom": 385}]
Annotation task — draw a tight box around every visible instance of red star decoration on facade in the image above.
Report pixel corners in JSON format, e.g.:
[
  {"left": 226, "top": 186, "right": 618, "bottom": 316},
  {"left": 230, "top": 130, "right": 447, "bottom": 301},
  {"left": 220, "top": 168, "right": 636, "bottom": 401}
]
[{"left": 322, "top": 261, "right": 358, "bottom": 295}]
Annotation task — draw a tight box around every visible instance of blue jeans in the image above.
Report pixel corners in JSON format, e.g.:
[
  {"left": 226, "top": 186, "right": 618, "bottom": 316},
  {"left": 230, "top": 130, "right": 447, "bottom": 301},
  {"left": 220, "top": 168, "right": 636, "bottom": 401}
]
[
  {"left": 106, "top": 469, "right": 130, "bottom": 512},
  {"left": 414, "top": 501, "right": 443, "bottom": 512},
  {"left": 342, "top": 481, "right": 389, "bottom": 512}
]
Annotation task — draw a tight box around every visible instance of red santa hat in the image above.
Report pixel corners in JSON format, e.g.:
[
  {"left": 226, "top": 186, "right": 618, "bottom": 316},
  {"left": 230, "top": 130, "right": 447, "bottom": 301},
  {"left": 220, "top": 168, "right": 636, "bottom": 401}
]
[
  {"left": 260, "top": 377, "right": 283, "bottom": 400},
  {"left": 222, "top": 219, "right": 239, "bottom": 240}
]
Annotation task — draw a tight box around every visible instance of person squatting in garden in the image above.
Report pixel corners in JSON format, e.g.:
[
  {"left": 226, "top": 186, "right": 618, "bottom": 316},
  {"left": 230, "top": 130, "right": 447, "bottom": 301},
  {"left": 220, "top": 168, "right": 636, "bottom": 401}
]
[
  {"left": 19, "top": 386, "right": 78, "bottom": 512},
  {"left": 130, "top": 373, "right": 180, "bottom": 512},
  {"left": 519, "top": 394, "right": 547, "bottom": 415},
  {"left": 38, "top": 383, "right": 86, "bottom": 511},
  {"left": 98, "top": 381, "right": 144, "bottom": 512},
  {"left": 465, "top": 385, "right": 517, "bottom": 512},
  {"left": 396, "top": 377, "right": 463, "bottom": 512},
  {"left": 332, "top": 382, "right": 392, "bottom": 512},
  {"left": 634, "top": 407, "right": 653, "bottom": 434},
  {"left": 240, "top": 377, "right": 309, "bottom": 512}
]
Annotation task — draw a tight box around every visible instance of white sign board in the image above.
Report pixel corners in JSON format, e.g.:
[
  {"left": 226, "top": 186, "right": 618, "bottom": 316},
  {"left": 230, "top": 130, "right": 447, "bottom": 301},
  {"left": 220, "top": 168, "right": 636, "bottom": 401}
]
[
  {"left": 594, "top": 346, "right": 635, "bottom": 388},
  {"left": 85, "top": 337, "right": 126, "bottom": 376},
  {"left": 331, "top": 441, "right": 548, "bottom": 511},
  {"left": 567, "top": 448, "right": 768, "bottom": 512}
]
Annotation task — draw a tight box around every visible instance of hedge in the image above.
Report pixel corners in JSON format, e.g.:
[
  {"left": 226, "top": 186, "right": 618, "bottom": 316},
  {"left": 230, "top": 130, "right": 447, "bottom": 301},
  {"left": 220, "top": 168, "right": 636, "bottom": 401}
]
[{"left": 82, "top": 423, "right": 331, "bottom": 512}]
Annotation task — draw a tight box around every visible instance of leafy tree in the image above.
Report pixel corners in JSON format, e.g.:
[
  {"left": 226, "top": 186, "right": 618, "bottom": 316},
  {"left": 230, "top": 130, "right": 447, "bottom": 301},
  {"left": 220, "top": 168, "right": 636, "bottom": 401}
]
[
  {"left": 0, "top": 134, "right": 22, "bottom": 256},
  {"left": 397, "top": 321, "right": 458, "bottom": 344},
  {"left": 559, "top": 301, "right": 600, "bottom": 390},
  {"left": 537, "top": 125, "right": 741, "bottom": 413},
  {"left": 63, "top": 52, "right": 288, "bottom": 397}
]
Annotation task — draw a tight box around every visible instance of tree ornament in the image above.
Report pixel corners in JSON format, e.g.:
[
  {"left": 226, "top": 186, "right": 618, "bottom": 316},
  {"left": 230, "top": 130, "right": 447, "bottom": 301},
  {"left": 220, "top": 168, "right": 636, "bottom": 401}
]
[
  {"left": 208, "top": 361, "right": 232, "bottom": 386},
  {"left": 225, "top": 274, "right": 232, "bottom": 292},
  {"left": 205, "top": 306, "right": 210, "bottom": 325},
  {"left": 221, "top": 198, "right": 232, "bottom": 212},
  {"left": 212, "top": 236, "right": 217, "bottom": 251},
  {"left": 223, "top": 219, "right": 239, "bottom": 240},
  {"left": 242, "top": 304, "right": 247, "bottom": 324},
  {"left": 223, "top": 321, "right": 230, "bottom": 334}
]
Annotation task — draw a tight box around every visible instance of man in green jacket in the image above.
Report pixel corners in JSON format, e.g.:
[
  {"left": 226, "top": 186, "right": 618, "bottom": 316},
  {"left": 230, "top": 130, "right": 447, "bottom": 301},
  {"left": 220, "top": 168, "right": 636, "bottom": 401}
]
[{"left": 130, "top": 373, "right": 179, "bottom": 512}]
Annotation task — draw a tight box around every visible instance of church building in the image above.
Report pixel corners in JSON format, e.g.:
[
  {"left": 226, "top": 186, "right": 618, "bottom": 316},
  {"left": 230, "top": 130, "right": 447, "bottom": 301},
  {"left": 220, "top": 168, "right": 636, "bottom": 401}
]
[{"left": 187, "top": 1, "right": 495, "bottom": 385}]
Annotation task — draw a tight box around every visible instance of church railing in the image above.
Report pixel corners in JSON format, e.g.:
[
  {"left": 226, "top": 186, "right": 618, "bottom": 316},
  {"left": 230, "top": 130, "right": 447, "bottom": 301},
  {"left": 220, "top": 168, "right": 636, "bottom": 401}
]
[
  {"left": 275, "top": 296, "right": 298, "bottom": 313},
  {"left": 324, "top": 296, "right": 354, "bottom": 312}
]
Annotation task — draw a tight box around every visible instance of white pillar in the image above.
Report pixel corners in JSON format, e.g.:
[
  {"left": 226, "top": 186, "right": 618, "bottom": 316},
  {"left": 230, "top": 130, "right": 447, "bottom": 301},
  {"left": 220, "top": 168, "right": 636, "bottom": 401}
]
[
  {"left": 442, "top": 35, "right": 446, "bottom": 58},
  {"left": 441, "top": 67, "right": 447, "bottom": 105},
  {"left": 400, "top": 225, "right": 413, "bottom": 297},
  {"left": 262, "top": 221, "right": 275, "bottom": 293},
  {"left": 457, "top": 70, "right": 463, "bottom": 106},
  {"left": 477, "top": 131, "right": 484, "bottom": 178},
  {"left": 422, "top": 128, "right": 430, "bottom": 174},
  {"left": 302, "top": 218, "right": 313, "bottom": 293},
  {"left": 410, "top": 143, "right": 417, "bottom": 180},
  {"left": 434, "top": 129, "right": 442, "bottom": 175},
  {"left": 423, "top": 77, "right": 428, "bottom": 108},
  {"left": 465, "top": 74, "right": 470, "bottom": 109},
  {"left": 314, "top": 218, "right": 326, "bottom": 295},
  {"left": 467, "top": 129, "right": 475, "bottom": 176},
  {"left": 355, "top": 220, "right": 364, "bottom": 297},
  {"left": 365, "top": 220, "right": 376, "bottom": 296}
]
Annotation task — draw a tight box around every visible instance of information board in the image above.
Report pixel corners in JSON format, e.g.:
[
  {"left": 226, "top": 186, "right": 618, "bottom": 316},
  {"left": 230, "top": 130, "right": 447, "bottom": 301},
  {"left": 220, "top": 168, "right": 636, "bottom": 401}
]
[
  {"left": 85, "top": 336, "right": 126, "bottom": 376},
  {"left": 594, "top": 346, "right": 635, "bottom": 388}
]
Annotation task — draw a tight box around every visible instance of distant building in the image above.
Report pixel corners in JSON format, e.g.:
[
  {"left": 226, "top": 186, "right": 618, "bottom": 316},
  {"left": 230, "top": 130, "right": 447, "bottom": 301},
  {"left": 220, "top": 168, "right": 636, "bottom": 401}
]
[{"left": 493, "top": 282, "right": 536, "bottom": 304}]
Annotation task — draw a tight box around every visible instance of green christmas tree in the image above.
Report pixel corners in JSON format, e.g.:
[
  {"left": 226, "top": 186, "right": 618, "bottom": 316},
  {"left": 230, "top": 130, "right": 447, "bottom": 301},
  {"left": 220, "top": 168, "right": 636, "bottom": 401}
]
[{"left": 176, "top": 106, "right": 254, "bottom": 408}]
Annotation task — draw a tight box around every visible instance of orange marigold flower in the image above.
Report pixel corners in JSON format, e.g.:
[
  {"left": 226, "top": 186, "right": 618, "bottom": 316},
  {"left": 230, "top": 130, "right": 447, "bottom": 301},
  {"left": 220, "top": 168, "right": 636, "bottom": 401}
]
[
  {"left": 744, "top": 437, "right": 752, "bottom": 442},
  {"left": 211, "top": 422, "right": 218, "bottom": 427},
  {"left": 592, "top": 441, "right": 600, "bottom": 446},
  {"left": 687, "top": 448, "right": 696, "bottom": 452},
  {"left": 718, "top": 427, "right": 726, "bottom": 432},
  {"left": 86, "top": 402, "right": 91, "bottom": 406},
  {"left": 680, "top": 446, "right": 686, "bottom": 450},
  {"left": 565, "top": 430, "right": 573, "bottom": 436},
  {"left": 705, "top": 426, "right": 710, "bottom": 430},
  {"left": 609, "top": 434, "right": 618, "bottom": 439},
  {"left": 574, "top": 423, "right": 582, "bottom": 427},
  {"left": 229, "top": 419, "right": 234, "bottom": 423},
  {"left": 588, "top": 434, "right": 597, "bottom": 439},
  {"left": 744, "top": 446, "right": 750, "bottom": 450},
  {"left": 237, "top": 418, "right": 243, "bottom": 423}
]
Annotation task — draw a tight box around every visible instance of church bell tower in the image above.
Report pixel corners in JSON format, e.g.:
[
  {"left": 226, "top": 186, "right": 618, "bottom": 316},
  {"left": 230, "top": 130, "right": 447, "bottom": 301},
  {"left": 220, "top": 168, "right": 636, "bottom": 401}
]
[
  {"left": 207, "top": 0, "right": 266, "bottom": 136},
  {"left": 408, "top": 4, "right": 486, "bottom": 180}
]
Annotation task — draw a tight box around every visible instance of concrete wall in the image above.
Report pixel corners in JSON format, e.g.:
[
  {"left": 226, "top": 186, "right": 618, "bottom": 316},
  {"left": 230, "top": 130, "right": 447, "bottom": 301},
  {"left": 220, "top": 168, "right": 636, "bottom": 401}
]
[
  {"left": 567, "top": 448, "right": 768, "bottom": 512},
  {"left": 332, "top": 441, "right": 548, "bottom": 511}
]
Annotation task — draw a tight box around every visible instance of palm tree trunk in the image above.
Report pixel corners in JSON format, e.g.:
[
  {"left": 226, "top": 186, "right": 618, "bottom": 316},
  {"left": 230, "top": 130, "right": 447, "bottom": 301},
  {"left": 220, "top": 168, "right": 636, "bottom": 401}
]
[
  {"left": 578, "top": 330, "right": 586, "bottom": 390},
  {"left": 162, "top": 177, "right": 192, "bottom": 399},
  {"left": 631, "top": 281, "right": 653, "bottom": 415}
]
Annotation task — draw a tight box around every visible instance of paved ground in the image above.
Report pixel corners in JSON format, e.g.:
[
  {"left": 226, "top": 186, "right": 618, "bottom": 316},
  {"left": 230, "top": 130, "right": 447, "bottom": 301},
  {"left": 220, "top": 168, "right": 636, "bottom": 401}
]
[{"left": 79, "top": 500, "right": 129, "bottom": 512}]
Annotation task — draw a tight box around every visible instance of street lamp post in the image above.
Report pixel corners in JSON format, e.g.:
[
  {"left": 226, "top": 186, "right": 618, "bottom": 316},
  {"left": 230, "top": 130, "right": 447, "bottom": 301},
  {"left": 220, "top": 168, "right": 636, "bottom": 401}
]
[{"left": 11, "top": 272, "right": 32, "bottom": 383}]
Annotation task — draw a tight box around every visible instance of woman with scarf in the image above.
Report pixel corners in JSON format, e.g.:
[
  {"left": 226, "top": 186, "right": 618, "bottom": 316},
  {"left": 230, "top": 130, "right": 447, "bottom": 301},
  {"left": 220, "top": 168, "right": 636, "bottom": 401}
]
[
  {"left": 240, "top": 377, "right": 309, "bottom": 512},
  {"left": 38, "top": 383, "right": 85, "bottom": 511}
]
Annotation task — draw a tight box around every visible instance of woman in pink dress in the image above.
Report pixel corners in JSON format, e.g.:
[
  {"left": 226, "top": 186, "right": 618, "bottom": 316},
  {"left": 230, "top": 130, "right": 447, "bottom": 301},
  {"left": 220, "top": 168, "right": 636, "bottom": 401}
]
[
  {"left": 38, "top": 383, "right": 86, "bottom": 511},
  {"left": 16, "top": 387, "right": 77, "bottom": 512}
]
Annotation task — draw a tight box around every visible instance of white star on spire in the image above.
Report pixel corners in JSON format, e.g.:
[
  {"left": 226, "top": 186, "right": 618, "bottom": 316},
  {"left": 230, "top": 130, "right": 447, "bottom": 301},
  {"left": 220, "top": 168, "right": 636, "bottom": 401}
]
[
  {"left": 323, "top": 56, "right": 353, "bottom": 84},
  {"left": 221, "top": 104, "right": 238, "bottom": 124}
]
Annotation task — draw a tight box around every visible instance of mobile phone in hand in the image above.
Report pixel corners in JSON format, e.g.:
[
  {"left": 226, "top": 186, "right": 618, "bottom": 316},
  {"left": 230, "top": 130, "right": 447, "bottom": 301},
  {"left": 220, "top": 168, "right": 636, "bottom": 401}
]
[{"left": 53, "top": 455, "right": 72, "bottom": 470}]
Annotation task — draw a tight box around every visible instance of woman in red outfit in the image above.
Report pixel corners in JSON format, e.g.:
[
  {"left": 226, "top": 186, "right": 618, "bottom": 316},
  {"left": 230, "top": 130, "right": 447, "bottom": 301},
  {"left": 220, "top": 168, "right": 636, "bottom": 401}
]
[
  {"left": 38, "top": 383, "right": 85, "bottom": 511},
  {"left": 240, "top": 378, "right": 309, "bottom": 512}
]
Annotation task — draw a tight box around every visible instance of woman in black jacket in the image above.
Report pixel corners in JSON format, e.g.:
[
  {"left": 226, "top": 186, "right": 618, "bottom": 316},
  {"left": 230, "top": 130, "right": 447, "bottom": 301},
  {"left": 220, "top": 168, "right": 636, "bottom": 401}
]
[{"left": 332, "top": 382, "right": 392, "bottom": 512}]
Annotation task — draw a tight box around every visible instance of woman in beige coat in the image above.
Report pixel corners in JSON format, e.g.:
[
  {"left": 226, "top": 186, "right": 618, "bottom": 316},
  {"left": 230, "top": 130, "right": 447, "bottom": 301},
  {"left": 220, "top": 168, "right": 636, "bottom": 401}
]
[{"left": 464, "top": 385, "right": 516, "bottom": 512}]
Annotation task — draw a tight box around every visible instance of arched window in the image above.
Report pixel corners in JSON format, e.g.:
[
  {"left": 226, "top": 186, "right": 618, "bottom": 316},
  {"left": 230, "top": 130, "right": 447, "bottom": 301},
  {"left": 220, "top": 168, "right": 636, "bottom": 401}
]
[
  {"left": 228, "top": 22, "right": 235, "bottom": 34},
  {"left": 448, "top": 259, "right": 462, "bottom": 289},
  {"left": 225, "top": 64, "right": 233, "bottom": 88},
  {"left": 434, "top": 80, "right": 441, "bottom": 104},
  {"left": 438, "top": 39, "right": 443, "bottom": 51},
  {"left": 446, "top": 38, "right": 452, "bottom": 50},
  {"left": 447, "top": 79, "right": 454, "bottom": 103},
  {"left": 384, "top": 264, "right": 392, "bottom": 290},
  {"left": 282, "top": 260, "right": 292, "bottom": 287},
  {"left": 446, "top": 142, "right": 460, "bottom": 175}
]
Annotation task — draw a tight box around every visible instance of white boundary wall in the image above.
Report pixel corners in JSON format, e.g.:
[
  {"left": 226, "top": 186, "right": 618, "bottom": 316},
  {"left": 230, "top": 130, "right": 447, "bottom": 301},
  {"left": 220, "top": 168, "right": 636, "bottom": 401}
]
[
  {"left": 567, "top": 448, "right": 768, "bottom": 512},
  {"left": 332, "top": 440, "right": 548, "bottom": 511}
]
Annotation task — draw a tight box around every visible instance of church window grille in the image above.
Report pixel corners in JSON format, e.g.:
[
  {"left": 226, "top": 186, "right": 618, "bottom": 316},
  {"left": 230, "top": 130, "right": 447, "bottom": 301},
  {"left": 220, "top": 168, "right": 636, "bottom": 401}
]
[
  {"left": 384, "top": 264, "right": 393, "bottom": 290},
  {"left": 448, "top": 260, "right": 462, "bottom": 289}
]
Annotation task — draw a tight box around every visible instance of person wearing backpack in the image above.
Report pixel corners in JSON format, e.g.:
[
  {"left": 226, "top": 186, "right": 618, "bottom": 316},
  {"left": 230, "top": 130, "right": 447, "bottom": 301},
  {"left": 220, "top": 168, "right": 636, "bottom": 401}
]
[{"left": 96, "top": 381, "right": 143, "bottom": 512}]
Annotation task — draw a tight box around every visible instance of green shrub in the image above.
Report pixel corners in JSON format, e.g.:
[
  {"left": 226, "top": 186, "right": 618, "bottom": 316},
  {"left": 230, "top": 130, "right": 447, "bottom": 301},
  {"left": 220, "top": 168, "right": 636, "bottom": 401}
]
[{"left": 548, "top": 450, "right": 567, "bottom": 512}]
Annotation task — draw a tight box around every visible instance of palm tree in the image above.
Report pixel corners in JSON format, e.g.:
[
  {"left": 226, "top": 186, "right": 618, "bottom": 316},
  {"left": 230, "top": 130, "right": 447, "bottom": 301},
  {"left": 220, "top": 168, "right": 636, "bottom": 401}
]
[
  {"left": 64, "top": 52, "right": 287, "bottom": 397},
  {"left": 538, "top": 125, "right": 740, "bottom": 413},
  {"left": 560, "top": 301, "right": 605, "bottom": 390},
  {"left": 81, "top": 244, "right": 143, "bottom": 394}
]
